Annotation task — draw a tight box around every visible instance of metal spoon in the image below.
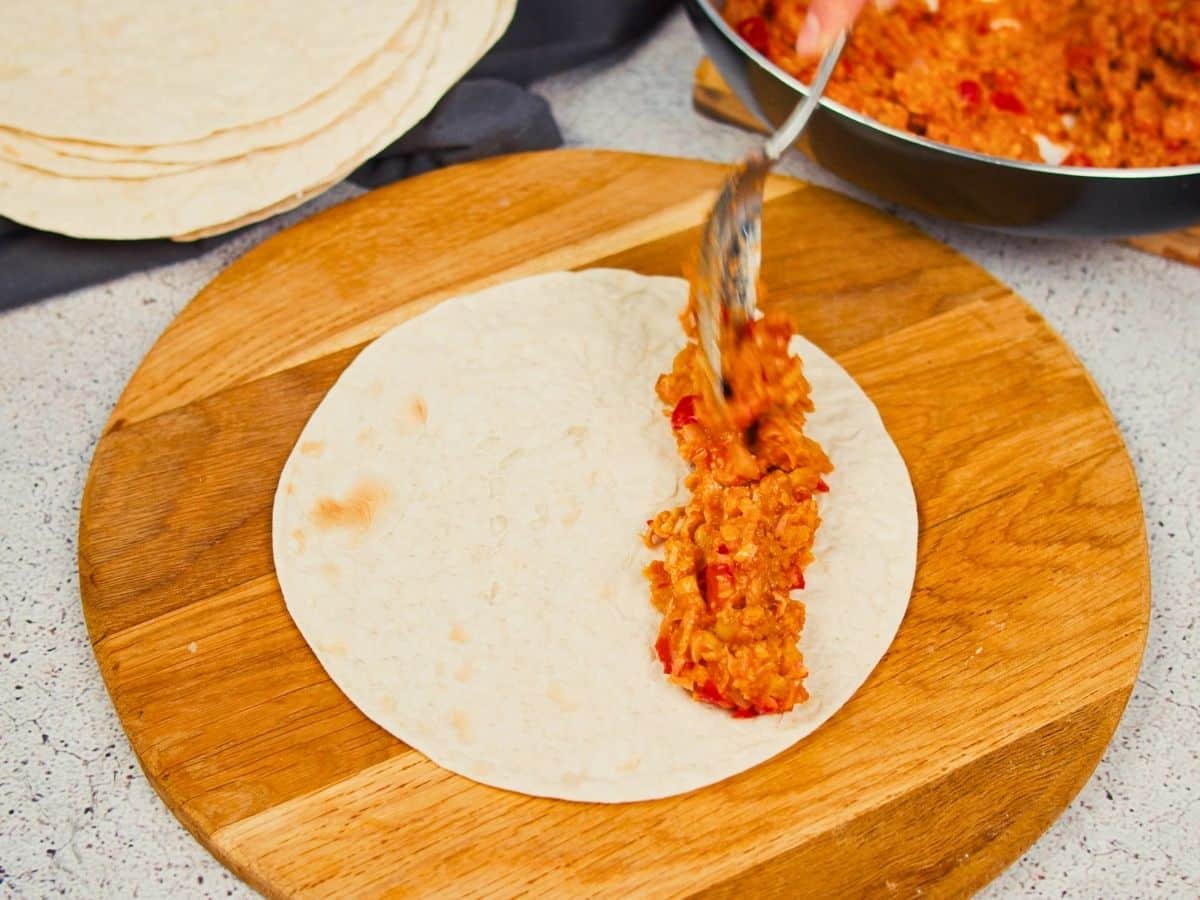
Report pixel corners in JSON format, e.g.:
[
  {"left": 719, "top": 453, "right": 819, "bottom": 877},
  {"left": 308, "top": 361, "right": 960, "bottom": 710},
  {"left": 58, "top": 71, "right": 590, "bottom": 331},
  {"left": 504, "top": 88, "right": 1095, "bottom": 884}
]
[{"left": 694, "top": 30, "right": 848, "bottom": 405}]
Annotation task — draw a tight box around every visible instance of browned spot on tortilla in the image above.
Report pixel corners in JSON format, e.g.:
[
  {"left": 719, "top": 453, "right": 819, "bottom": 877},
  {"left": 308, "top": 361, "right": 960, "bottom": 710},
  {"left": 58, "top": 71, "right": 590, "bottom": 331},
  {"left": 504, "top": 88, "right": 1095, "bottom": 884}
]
[
  {"left": 561, "top": 501, "right": 582, "bottom": 527},
  {"left": 318, "top": 640, "right": 347, "bottom": 657},
  {"left": 585, "top": 470, "right": 600, "bottom": 486},
  {"left": 562, "top": 772, "right": 585, "bottom": 787},
  {"left": 411, "top": 396, "right": 428, "bottom": 425},
  {"left": 285, "top": 482, "right": 296, "bottom": 496},
  {"left": 377, "top": 694, "right": 396, "bottom": 713},
  {"left": 452, "top": 710, "right": 473, "bottom": 743},
  {"left": 310, "top": 478, "right": 387, "bottom": 534},
  {"left": 367, "top": 380, "right": 385, "bottom": 399},
  {"left": 299, "top": 440, "right": 324, "bottom": 457},
  {"left": 566, "top": 425, "right": 588, "bottom": 443},
  {"left": 356, "top": 426, "right": 376, "bottom": 445},
  {"left": 618, "top": 755, "right": 642, "bottom": 773},
  {"left": 455, "top": 661, "right": 473, "bottom": 683},
  {"left": 320, "top": 562, "right": 340, "bottom": 580},
  {"left": 599, "top": 582, "right": 615, "bottom": 601},
  {"left": 290, "top": 529, "right": 306, "bottom": 552},
  {"left": 449, "top": 623, "right": 468, "bottom": 644}
]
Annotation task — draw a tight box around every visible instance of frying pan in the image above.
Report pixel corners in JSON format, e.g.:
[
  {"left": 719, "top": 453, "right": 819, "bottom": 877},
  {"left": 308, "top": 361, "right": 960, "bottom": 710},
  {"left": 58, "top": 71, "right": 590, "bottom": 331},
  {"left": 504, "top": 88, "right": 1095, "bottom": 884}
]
[{"left": 685, "top": 0, "right": 1200, "bottom": 237}]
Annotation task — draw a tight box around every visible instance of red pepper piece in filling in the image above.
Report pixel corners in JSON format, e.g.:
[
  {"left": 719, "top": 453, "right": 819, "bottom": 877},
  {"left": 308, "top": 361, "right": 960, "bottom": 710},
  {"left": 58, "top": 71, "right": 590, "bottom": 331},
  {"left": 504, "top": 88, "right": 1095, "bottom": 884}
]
[
  {"left": 704, "top": 562, "right": 736, "bottom": 610},
  {"left": 671, "top": 394, "right": 698, "bottom": 429},
  {"left": 1064, "top": 150, "right": 1095, "bottom": 167},
  {"left": 991, "top": 90, "right": 1027, "bottom": 115},
  {"left": 816, "top": 477, "right": 830, "bottom": 493},
  {"left": 957, "top": 79, "right": 983, "bottom": 107},
  {"left": 791, "top": 569, "right": 806, "bottom": 591},
  {"left": 697, "top": 680, "right": 726, "bottom": 706},
  {"left": 736, "top": 16, "right": 770, "bottom": 57},
  {"left": 655, "top": 635, "right": 672, "bottom": 673},
  {"left": 732, "top": 707, "right": 762, "bottom": 719}
]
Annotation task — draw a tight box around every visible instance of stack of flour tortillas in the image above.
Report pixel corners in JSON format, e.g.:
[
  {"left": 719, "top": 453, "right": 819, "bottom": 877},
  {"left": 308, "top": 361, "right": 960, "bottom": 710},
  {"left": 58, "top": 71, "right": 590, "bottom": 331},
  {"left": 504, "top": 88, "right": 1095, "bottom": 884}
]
[{"left": 0, "top": 0, "right": 514, "bottom": 240}]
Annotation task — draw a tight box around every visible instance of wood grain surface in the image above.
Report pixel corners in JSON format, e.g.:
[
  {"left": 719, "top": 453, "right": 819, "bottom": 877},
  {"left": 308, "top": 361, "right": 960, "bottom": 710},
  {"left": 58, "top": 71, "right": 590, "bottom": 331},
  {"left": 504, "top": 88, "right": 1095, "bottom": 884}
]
[
  {"left": 79, "top": 149, "right": 1150, "bottom": 899},
  {"left": 693, "top": 57, "right": 1200, "bottom": 266}
]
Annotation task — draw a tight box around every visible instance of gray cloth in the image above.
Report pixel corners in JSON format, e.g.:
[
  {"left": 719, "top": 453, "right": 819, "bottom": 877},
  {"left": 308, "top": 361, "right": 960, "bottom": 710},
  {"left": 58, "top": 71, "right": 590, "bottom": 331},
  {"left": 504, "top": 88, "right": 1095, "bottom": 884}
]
[
  {"left": 349, "top": 79, "right": 559, "bottom": 189},
  {"left": 0, "top": 0, "right": 675, "bottom": 311}
]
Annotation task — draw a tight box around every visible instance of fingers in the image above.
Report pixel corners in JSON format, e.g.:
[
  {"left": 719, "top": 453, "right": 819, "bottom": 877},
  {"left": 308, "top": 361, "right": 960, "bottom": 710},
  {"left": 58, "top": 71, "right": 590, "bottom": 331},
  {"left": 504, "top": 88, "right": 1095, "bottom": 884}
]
[{"left": 795, "top": 0, "right": 882, "bottom": 56}]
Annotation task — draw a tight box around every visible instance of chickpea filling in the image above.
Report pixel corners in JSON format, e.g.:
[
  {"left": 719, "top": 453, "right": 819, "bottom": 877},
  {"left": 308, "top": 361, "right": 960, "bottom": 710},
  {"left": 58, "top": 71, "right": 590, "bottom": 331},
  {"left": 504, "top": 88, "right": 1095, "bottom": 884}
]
[
  {"left": 644, "top": 292, "right": 831, "bottom": 717},
  {"left": 724, "top": 0, "right": 1200, "bottom": 168}
]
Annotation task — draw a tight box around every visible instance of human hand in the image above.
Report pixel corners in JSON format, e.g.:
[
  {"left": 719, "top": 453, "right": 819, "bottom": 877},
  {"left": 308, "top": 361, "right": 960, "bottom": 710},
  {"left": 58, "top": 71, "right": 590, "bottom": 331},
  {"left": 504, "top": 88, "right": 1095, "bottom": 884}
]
[{"left": 795, "top": 0, "right": 887, "bottom": 55}]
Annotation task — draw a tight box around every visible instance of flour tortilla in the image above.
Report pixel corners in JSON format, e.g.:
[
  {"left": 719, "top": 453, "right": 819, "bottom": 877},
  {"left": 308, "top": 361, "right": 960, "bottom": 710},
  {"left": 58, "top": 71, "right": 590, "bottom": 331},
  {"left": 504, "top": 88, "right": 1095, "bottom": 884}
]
[
  {"left": 0, "top": 0, "right": 513, "bottom": 239},
  {"left": 273, "top": 269, "right": 918, "bottom": 803},
  {"left": 0, "top": 3, "right": 433, "bottom": 176},
  {"left": 0, "top": 0, "right": 422, "bottom": 145},
  {"left": 169, "top": 171, "right": 348, "bottom": 243},
  {"left": 170, "top": 2, "right": 517, "bottom": 242}
]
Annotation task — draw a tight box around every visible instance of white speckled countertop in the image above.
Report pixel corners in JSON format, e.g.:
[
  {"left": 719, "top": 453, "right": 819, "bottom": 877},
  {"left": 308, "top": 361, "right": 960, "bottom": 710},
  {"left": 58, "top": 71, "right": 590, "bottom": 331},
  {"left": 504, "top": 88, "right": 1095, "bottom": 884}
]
[{"left": 1, "top": 10, "right": 1197, "bottom": 898}]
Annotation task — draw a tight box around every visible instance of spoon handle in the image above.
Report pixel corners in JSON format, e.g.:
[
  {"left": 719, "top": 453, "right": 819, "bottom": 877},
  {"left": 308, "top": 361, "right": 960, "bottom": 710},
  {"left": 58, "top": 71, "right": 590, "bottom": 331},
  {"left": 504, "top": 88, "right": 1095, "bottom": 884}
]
[{"left": 763, "top": 30, "right": 848, "bottom": 162}]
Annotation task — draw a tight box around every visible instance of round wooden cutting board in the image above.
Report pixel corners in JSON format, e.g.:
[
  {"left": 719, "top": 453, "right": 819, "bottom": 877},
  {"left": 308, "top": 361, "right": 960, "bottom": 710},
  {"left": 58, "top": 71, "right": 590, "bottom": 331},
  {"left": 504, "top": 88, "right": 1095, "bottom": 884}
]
[{"left": 79, "top": 149, "right": 1149, "bottom": 899}]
